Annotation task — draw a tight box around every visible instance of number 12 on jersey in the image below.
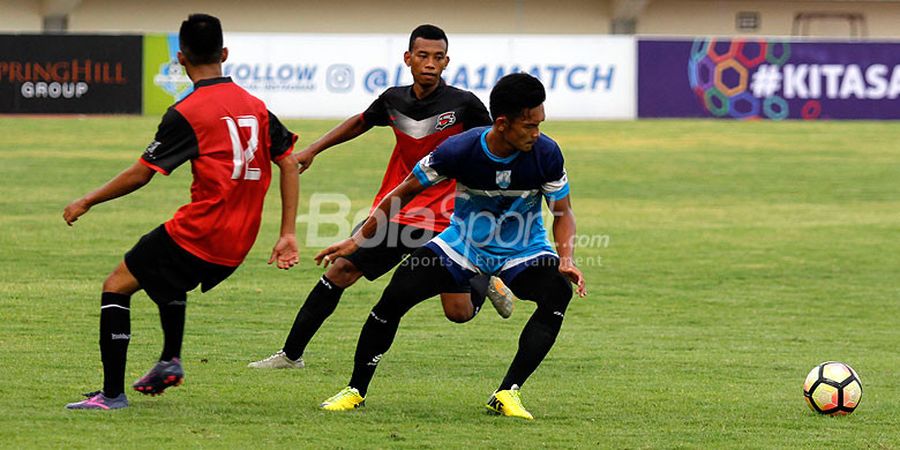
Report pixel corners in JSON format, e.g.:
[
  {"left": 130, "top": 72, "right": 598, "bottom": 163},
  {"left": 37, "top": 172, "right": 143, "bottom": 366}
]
[{"left": 223, "top": 115, "right": 261, "bottom": 181}]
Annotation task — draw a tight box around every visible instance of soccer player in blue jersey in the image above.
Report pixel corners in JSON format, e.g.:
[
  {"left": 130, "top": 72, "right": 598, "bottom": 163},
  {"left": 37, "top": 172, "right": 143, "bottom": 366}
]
[{"left": 315, "top": 73, "right": 586, "bottom": 419}]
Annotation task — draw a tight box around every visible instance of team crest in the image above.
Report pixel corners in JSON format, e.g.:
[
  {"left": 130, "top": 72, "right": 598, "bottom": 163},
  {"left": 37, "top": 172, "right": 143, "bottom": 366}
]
[
  {"left": 435, "top": 111, "right": 457, "bottom": 130},
  {"left": 495, "top": 170, "right": 512, "bottom": 189}
]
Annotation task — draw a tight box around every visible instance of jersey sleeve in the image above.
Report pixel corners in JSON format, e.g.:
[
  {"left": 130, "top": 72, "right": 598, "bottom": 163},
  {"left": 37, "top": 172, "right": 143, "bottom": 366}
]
[
  {"left": 361, "top": 93, "right": 390, "bottom": 127},
  {"left": 267, "top": 110, "right": 298, "bottom": 162},
  {"left": 140, "top": 107, "right": 198, "bottom": 175},
  {"left": 412, "top": 141, "right": 458, "bottom": 188},
  {"left": 463, "top": 93, "right": 492, "bottom": 129},
  {"left": 541, "top": 143, "right": 570, "bottom": 201}
]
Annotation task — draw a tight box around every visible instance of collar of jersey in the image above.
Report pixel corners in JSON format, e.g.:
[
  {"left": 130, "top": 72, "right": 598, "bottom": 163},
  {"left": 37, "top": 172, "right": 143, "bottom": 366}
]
[
  {"left": 408, "top": 79, "right": 445, "bottom": 101},
  {"left": 480, "top": 129, "right": 520, "bottom": 164},
  {"left": 194, "top": 76, "right": 233, "bottom": 88}
]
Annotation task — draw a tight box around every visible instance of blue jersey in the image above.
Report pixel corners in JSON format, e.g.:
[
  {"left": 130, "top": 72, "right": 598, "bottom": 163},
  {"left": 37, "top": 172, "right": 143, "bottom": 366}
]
[{"left": 412, "top": 127, "right": 570, "bottom": 278}]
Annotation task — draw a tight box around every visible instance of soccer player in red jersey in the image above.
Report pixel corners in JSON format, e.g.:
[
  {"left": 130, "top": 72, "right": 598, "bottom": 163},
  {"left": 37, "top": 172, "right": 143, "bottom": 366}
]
[
  {"left": 249, "top": 25, "right": 515, "bottom": 370},
  {"left": 64, "top": 14, "right": 299, "bottom": 410}
]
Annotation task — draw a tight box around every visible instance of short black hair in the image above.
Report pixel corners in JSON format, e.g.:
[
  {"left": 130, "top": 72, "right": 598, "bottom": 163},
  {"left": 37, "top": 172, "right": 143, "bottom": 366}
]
[
  {"left": 179, "top": 14, "right": 224, "bottom": 65},
  {"left": 408, "top": 24, "right": 448, "bottom": 52},
  {"left": 489, "top": 73, "right": 546, "bottom": 122}
]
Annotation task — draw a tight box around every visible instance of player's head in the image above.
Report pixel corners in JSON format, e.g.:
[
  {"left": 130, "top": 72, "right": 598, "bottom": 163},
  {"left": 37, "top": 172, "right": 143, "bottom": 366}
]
[
  {"left": 408, "top": 24, "right": 447, "bottom": 52},
  {"left": 490, "top": 73, "right": 546, "bottom": 152},
  {"left": 404, "top": 24, "right": 449, "bottom": 90},
  {"left": 178, "top": 14, "right": 227, "bottom": 67}
]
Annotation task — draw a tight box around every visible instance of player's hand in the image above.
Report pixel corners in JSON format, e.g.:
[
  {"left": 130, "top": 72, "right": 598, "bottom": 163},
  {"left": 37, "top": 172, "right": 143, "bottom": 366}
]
[
  {"left": 268, "top": 234, "right": 299, "bottom": 270},
  {"left": 296, "top": 148, "right": 315, "bottom": 174},
  {"left": 63, "top": 198, "right": 90, "bottom": 226},
  {"left": 314, "top": 238, "right": 358, "bottom": 269},
  {"left": 559, "top": 257, "right": 586, "bottom": 298}
]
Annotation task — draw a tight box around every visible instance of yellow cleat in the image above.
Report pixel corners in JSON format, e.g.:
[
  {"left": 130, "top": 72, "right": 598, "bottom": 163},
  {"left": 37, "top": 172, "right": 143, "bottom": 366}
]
[
  {"left": 320, "top": 387, "right": 365, "bottom": 411},
  {"left": 485, "top": 388, "right": 534, "bottom": 420}
]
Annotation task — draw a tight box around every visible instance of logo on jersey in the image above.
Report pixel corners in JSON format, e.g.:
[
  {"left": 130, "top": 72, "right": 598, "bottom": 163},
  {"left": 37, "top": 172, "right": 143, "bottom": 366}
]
[
  {"left": 144, "top": 140, "right": 161, "bottom": 158},
  {"left": 496, "top": 170, "right": 512, "bottom": 189},
  {"left": 435, "top": 111, "right": 457, "bottom": 131}
]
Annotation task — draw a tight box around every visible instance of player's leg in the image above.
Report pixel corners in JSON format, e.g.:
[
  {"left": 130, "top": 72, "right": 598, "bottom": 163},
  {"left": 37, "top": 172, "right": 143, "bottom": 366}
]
[
  {"left": 66, "top": 261, "right": 139, "bottom": 410},
  {"left": 157, "top": 294, "right": 186, "bottom": 363},
  {"left": 321, "top": 247, "right": 466, "bottom": 410},
  {"left": 131, "top": 291, "right": 188, "bottom": 396},
  {"left": 267, "top": 257, "right": 362, "bottom": 365},
  {"left": 256, "top": 223, "right": 435, "bottom": 368},
  {"left": 126, "top": 225, "right": 233, "bottom": 396},
  {"left": 486, "top": 258, "right": 573, "bottom": 419},
  {"left": 100, "top": 261, "right": 141, "bottom": 395}
]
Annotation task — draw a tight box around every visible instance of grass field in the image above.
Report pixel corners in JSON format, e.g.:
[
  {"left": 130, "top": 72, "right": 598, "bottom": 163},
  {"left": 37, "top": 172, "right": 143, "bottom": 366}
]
[{"left": 0, "top": 117, "right": 898, "bottom": 448}]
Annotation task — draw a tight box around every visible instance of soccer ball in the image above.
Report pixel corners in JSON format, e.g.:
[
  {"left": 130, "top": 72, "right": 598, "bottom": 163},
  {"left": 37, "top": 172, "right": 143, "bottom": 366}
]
[{"left": 803, "top": 361, "right": 862, "bottom": 416}]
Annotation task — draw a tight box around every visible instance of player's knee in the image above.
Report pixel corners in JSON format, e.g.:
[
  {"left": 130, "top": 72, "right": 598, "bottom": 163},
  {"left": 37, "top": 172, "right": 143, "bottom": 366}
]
[
  {"left": 443, "top": 304, "right": 474, "bottom": 323},
  {"left": 439, "top": 293, "right": 475, "bottom": 323},
  {"left": 102, "top": 263, "right": 140, "bottom": 295},
  {"left": 326, "top": 258, "right": 362, "bottom": 288}
]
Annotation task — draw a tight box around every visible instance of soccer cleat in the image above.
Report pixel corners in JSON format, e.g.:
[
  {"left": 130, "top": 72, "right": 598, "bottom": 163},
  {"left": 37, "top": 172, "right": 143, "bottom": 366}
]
[
  {"left": 247, "top": 350, "right": 305, "bottom": 369},
  {"left": 65, "top": 390, "right": 128, "bottom": 410},
  {"left": 487, "top": 276, "right": 515, "bottom": 319},
  {"left": 132, "top": 357, "right": 184, "bottom": 396},
  {"left": 485, "top": 387, "right": 534, "bottom": 420},
  {"left": 320, "top": 387, "right": 365, "bottom": 411}
]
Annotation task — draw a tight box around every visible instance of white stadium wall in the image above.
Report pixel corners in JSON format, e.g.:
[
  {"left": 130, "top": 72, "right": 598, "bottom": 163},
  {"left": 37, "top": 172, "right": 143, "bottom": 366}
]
[
  {"left": 6, "top": 0, "right": 900, "bottom": 38},
  {"left": 0, "top": 0, "right": 42, "bottom": 32},
  {"left": 67, "top": 0, "right": 611, "bottom": 34},
  {"left": 639, "top": 0, "right": 900, "bottom": 38}
]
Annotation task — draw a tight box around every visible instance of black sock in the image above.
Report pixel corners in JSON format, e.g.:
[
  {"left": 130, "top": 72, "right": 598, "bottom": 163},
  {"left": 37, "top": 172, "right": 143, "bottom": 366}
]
[
  {"left": 158, "top": 296, "right": 186, "bottom": 362},
  {"left": 468, "top": 274, "right": 489, "bottom": 316},
  {"left": 497, "top": 309, "right": 563, "bottom": 391},
  {"left": 348, "top": 309, "right": 400, "bottom": 397},
  {"left": 282, "top": 276, "right": 344, "bottom": 361},
  {"left": 100, "top": 292, "right": 131, "bottom": 397}
]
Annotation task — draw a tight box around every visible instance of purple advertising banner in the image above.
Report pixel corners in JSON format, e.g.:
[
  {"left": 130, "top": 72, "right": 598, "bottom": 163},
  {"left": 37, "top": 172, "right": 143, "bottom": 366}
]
[{"left": 638, "top": 39, "right": 900, "bottom": 120}]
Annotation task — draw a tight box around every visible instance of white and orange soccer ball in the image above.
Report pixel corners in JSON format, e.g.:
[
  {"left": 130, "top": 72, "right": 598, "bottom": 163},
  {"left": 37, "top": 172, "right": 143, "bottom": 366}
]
[{"left": 803, "top": 361, "right": 863, "bottom": 416}]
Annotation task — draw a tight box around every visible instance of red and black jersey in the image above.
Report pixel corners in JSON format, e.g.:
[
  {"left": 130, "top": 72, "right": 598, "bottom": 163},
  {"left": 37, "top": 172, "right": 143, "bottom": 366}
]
[
  {"left": 140, "top": 77, "right": 297, "bottom": 267},
  {"left": 362, "top": 80, "right": 490, "bottom": 232}
]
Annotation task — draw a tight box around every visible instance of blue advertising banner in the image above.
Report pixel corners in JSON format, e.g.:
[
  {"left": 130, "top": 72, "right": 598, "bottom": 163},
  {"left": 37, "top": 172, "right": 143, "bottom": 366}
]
[{"left": 638, "top": 38, "right": 900, "bottom": 120}]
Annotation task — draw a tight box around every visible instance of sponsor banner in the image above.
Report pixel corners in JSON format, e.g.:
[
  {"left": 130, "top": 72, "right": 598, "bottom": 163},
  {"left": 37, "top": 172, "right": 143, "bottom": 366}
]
[
  {"left": 0, "top": 35, "right": 141, "bottom": 114},
  {"left": 639, "top": 38, "right": 900, "bottom": 120},
  {"left": 146, "top": 33, "right": 635, "bottom": 119},
  {"left": 143, "top": 33, "right": 194, "bottom": 115}
]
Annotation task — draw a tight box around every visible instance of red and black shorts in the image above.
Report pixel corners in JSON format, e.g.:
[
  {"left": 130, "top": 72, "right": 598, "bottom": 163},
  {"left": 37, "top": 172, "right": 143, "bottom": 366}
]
[{"left": 124, "top": 225, "right": 235, "bottom": 304}]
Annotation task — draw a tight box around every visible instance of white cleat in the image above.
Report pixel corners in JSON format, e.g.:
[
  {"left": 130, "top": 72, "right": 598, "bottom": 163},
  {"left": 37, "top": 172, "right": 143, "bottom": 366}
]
[{"left": 247, "top": 350, "right": 305, "bottom": 369}]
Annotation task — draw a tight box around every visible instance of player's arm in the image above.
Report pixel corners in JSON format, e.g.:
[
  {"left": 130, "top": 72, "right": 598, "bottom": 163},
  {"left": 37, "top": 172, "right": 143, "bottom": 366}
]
[
  {"left": 296, "top": 114, "right": 373, "bottom": 174},
  {"left": 63, "top": 161, "right": 156, "bottom": 226},
  {"left": 267, "top": 154, "right": 300, "bottom": 270},
  {"left": 549, "top": 195, "right": 587, "bottom": 297},
  {"left": 315, "top": 173, "right": 427, "bottom": 267}
]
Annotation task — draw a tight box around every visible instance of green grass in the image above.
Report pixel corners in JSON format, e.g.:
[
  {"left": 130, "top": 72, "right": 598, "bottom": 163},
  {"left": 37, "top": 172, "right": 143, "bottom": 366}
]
[{"left": 0, "top": 117, "right": 898, "bottom": 448}]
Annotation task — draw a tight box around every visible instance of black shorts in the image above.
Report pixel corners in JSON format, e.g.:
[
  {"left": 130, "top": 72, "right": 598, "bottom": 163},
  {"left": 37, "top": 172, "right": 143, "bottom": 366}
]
[
  {"left": 342, "top": 221, "right": 436, "bottom": 281},
  {"left": 124, "top": 225, "right": 236, "bottom": 304}
]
